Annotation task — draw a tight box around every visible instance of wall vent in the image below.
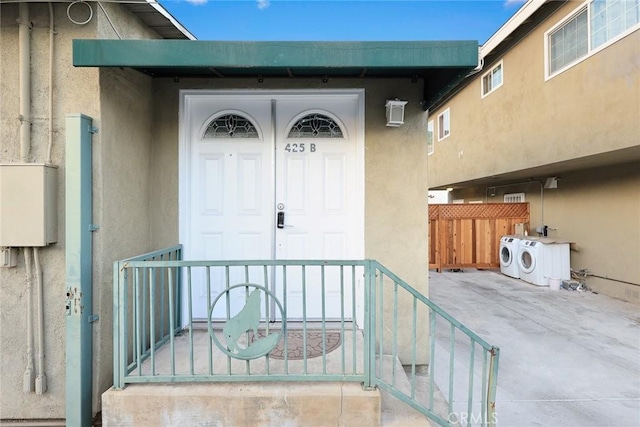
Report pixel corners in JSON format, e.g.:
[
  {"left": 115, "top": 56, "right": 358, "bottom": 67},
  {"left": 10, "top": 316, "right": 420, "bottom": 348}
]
[{"left": 504, "top": 192, "right": 525, "bottom": 203}]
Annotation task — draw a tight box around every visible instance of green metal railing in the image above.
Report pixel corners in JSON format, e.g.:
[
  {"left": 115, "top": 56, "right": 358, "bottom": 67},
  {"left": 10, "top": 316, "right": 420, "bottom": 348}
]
[
  {"left": 113, "top": 246, "right": 499, "bottom": 426},
  {"left": 370, "top": 263, "right": 500, "bottom": 426}
]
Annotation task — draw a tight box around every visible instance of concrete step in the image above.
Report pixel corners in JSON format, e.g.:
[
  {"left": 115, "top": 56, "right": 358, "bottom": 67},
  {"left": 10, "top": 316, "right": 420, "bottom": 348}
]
[
  {"left": 103, "top": 382, "right": 380, "bottom": 426},
  {"left": 379, "top": 355, "right": 454, "bottom": 427}
]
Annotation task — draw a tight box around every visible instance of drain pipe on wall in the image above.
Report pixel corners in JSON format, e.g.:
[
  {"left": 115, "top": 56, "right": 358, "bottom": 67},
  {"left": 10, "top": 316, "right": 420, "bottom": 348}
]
[
  {"left": 34, "top": 247, "right": 47, "bottom": 394},
  {"left": 23, "top": 249, "right": 35, "bottom": 393},
  {"left": 485, "top": 180, "right": 544, "bottom": 226},
  {"left": 18, "top": 2, "right": 31, "bottom": 162},
  {"left": 18, "top": 2, "right": 38, "bottom": 395},
  {"left": 46, "top": 2, "right": 56, "bottom": 164}
]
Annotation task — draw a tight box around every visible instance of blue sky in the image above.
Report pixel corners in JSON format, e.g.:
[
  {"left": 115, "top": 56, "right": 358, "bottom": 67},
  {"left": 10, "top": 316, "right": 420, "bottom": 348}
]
[{"left": 160, "top": 0, "right": 527, "bottom": 43}]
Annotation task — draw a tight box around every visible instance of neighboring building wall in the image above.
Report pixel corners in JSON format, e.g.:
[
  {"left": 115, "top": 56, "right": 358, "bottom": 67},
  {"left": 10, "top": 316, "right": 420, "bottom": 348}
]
[
  {"left": 450, "top": 162, "right": 640, "bottom": 304},
  {"left": 544, "top": 163, "right": 640, "bottom": 303},
  {"left": 428, "top": 2, "right": 639, "bottom": 187},
  {"left": 149, "top": 78, "right": 430, "bottom": 363},
  {"left": 1, "top": 2, "right": 161, "bottom": 420},
  {"left": 427, "top": 1, "right": 640, "bottom": 304}
]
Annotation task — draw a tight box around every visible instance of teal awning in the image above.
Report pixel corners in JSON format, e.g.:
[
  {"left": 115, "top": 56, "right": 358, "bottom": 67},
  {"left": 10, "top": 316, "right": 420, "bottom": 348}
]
[{"left": 73, "top": 40, "right": 479, "bottom": 109}]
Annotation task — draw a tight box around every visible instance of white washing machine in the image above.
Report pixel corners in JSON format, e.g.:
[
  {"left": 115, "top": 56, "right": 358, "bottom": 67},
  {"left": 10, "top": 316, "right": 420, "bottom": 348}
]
[
  {"left": 499, "top": 235, "right": 521, "bottom": 279},
  {"left": 518, "top": 239, "right": 570, "bottom": 286}
]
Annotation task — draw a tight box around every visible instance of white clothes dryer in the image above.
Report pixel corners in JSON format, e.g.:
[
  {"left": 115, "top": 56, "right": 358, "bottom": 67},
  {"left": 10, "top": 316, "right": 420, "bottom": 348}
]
[
  {"left": 499, "top": 235, "right": 521, "bottom": 279},
  {"left": 518, "top": 239, "right": 570, "bottom": 286}
]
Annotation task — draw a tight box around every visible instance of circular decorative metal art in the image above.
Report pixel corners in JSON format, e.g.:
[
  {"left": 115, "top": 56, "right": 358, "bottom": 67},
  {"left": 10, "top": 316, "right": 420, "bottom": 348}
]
[{"left": 208, "top": 284, "right": 284, "bottom": 360}]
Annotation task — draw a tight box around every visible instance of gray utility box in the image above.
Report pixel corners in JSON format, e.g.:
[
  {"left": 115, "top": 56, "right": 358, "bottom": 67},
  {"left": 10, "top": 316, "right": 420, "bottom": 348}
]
[{"left": 0, "top": 163, "right": 58, "bottom": 247}]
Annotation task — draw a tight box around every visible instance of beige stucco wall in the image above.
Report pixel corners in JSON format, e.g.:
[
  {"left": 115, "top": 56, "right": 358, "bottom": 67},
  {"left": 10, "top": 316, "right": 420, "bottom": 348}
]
[
  {"left": 450, "top": 161, "right": 640, "bottom": 304},
  {"left": 1, "top": 2, "right": 160, "bottom": 420},
  {"left": 428, "top": 3, "right": 639, "bottom": 187},
  {"left": 92, "top": 66, "right": 155, "bottom": 413},
  {"left": 149, "top": 78, "right": 430, "bottom": 363},
  {"left": 0, "top": 3, "right": 99, "bottom": 419},
  {"left": 545, "top": 163, "right": 640, "bottom": 303}
]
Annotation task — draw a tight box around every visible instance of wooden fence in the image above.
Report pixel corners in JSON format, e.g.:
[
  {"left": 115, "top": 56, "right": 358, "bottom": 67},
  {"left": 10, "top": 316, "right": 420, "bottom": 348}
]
[{"left": 429, "top": 203, "right": 530, "bottom": 271}]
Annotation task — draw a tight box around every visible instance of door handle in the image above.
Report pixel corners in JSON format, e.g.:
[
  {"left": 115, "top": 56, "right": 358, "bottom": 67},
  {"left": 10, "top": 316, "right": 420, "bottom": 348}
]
[{"left": 277, "top": 211, "right": 285, "bottom": 229}]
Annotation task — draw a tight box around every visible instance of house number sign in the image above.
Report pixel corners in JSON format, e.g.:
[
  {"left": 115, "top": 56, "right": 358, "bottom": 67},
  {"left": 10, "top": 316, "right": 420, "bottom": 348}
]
[{"left": 284, "top": 143, "right": 316, "bottom": 153}]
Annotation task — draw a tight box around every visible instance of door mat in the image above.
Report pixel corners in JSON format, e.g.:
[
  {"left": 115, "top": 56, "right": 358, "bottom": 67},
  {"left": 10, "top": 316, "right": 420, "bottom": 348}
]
[{"left": 252, "top": 330, "right": 341, "bottom": 360}]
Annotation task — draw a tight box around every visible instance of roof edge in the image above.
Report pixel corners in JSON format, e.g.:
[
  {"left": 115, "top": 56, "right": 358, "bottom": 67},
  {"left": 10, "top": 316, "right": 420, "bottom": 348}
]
[
  {"left": 146, "top": 0, "right": 197, "bottom": 40},
  {"left": 480, "top": 0, "right": 546, "bottom": 58}
]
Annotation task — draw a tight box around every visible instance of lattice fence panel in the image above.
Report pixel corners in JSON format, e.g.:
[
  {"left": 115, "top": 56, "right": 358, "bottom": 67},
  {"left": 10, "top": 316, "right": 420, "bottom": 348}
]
[
  {"left": 428, "top": 203, "right": 530, "bottom": 271},
  {"left": 434, "top": 203, "right": 529, "bottom": 219}
]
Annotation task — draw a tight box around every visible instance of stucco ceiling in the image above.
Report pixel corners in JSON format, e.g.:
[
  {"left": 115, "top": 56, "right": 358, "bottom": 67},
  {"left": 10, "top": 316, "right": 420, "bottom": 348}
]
[{"left": 433, "top": 146, "right": 640, "bottom": 190}]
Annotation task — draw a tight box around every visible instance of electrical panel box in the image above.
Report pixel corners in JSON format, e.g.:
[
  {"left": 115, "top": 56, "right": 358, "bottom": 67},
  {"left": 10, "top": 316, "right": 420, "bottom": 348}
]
[{"left": 0, "top": 163, "right": 58, "bottom": 247}]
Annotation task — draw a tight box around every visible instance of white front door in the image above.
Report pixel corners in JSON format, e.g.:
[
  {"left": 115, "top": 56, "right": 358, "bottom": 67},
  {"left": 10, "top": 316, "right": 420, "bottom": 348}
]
[{"left": 181, "top": 91, "right": 364, "bottom": 321}]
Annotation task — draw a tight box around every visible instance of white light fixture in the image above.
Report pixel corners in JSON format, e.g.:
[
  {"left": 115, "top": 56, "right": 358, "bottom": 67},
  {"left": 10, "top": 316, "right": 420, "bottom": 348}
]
[
  {"left": 446, "top": 187, "right": 454, "bottom": 192},
  {"left": 385, "top": 99, "right": 408, "bottom": 127},
  {"left": 544, "top": 177, "right": 558, "bottom": 189}
]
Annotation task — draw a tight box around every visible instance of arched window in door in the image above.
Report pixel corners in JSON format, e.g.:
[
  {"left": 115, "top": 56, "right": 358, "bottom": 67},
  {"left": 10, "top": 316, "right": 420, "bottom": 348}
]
[
  {"left": 288, "top": 113, "right": 344, "bottom": 138},
  {"left": 203, "top": 114, "right": 259, "bottom": 138}
]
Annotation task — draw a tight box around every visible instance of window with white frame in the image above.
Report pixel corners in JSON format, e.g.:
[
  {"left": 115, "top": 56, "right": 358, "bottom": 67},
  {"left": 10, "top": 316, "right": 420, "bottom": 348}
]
[
  {"left": 591, "top": 0, "right": 640, "bottom": 48},
  {"left": 481, "top": 60, "right": 503, "bottom": 97},
  {"left": 427, "top": 120, "right": 434, "bottom": 155},
  {"left": 546, "top": 0, "right": 640, "bottom": 78},
  {"left": 438, "top": 109, "right": 450, "bottom": 141},
  {"left": 548, "top": 7, "right": 589, "bottom": 75}
]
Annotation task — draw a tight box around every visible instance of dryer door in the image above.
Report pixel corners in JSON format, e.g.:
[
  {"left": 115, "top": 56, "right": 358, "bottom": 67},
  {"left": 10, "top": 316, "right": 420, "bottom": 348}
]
[
  {"left": 519, "top": 248, "right": 536, "bottom": 274},
  {"left": 500, "top": 245, "right": 513, "bottom": 267}
]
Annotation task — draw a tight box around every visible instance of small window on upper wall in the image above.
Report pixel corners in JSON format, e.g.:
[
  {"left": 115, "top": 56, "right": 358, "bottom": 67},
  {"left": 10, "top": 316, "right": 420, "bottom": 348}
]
[
  {"left": 481, "top": 60, "right": 503, "bottom": 98},
  {"left": 437, "top": 109, "right": 450, "bottom": 141},
  {"left": 427, "top": 120, "right": 435, "bottom": 155}
]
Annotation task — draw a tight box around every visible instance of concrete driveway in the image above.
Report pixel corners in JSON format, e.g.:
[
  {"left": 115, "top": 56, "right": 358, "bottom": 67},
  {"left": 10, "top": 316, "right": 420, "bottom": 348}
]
[{"left": 429, "top": 269, "right": 640, "bottom": 427}]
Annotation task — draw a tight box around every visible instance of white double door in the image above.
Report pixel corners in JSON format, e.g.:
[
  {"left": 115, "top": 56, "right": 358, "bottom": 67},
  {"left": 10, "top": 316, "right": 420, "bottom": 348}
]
[{"left": 182, "top": 91, "right": 364, "bottom": 321}]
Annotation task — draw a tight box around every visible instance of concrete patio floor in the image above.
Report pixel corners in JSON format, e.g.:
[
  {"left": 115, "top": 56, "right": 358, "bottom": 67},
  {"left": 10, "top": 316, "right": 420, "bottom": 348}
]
[{"left": 429, "top": 269, "right": 640, "bottom": 427}]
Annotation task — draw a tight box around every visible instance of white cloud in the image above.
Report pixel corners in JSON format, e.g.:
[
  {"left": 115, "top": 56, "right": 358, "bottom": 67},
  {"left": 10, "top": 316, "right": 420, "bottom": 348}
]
[
  {"left": 186, "top": 0, "right": 208, "bottom": 5},
  {"left": 257, "top": 0, "right": 270, "bottom": 10}
]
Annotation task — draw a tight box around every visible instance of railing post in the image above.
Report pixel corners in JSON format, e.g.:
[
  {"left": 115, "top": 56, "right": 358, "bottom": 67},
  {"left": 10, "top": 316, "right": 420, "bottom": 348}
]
[
  {"left": 363, "top": 260, "right": 376, "bottom": 390},
  {"left": 113, "top": 262, "right": 122, "bottom": 389},
  {"left": 486, "top": 346, "right": 500, "bottom": 426},
  {"left": 114, "top": 263, "right": 129, "bottom": 390}
]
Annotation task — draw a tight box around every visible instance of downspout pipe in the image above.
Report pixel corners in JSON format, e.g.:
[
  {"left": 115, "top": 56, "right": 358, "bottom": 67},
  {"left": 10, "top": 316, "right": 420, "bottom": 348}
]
[
  {"left": 23, "top": 249, "right": 35, "bottom": 393},
  {"left": 47, "top": 2, "right": 55, "bottom": 164},
  {"left": 34, "top": 247, "right": 47, "bottom": 394},
  {"left": 18, "top": 2, "right": 32, "bottom": 162}
]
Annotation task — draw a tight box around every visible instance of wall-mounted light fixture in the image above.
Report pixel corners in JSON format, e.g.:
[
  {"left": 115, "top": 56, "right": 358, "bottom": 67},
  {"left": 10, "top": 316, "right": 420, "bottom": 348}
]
[
  {"left": 385, "top": 99, "right": 408, "bottom": 127},
  {"left": 446, "top": 187, "right": 454, "bottom": 192},
  {"left": 544, "top": 177, "right": 558, "bottom": 189}
]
